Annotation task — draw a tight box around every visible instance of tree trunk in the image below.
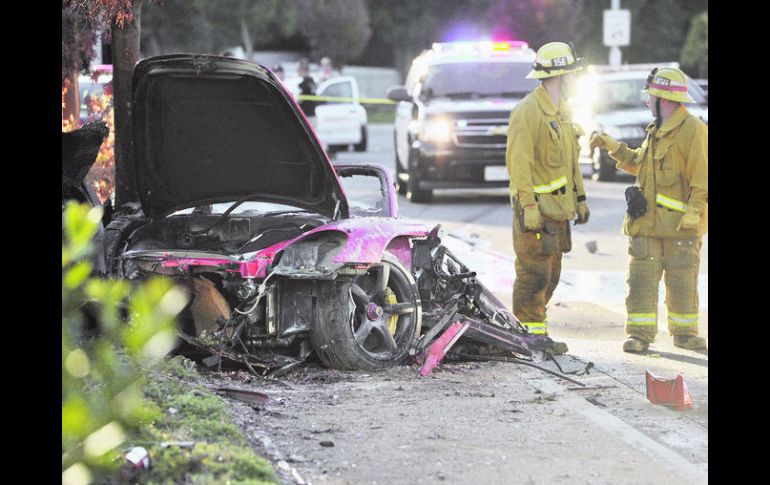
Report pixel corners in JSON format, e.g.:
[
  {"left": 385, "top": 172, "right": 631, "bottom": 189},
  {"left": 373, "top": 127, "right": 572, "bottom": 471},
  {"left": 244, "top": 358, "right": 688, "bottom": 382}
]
[{"left": 112, "top": 0, "right": 144, "bottom": 207}]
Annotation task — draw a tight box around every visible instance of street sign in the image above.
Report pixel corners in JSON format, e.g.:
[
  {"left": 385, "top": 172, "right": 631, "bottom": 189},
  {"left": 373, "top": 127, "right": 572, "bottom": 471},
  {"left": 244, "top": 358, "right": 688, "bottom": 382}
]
[{"left": 603, "top": 9, "right": 631, "bottom": 47}]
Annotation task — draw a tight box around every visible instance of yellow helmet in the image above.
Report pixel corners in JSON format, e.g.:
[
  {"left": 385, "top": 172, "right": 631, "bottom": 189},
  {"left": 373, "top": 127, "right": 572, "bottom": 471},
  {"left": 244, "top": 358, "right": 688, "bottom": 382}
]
[
  {"left": 643, "top": 67, "right": 695, "bottom": 104},
  {"left": 526, "top": 41, "right": 585, "bottom": 79}
]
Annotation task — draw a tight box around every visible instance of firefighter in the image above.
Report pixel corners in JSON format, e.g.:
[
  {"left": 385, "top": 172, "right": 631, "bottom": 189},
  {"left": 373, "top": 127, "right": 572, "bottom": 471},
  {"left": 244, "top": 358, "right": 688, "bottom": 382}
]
[
  {"left": 505, "top": 42, "right": 590, "bottom": 355},
  {"left": 590, "top": 67, "right": 708, "bottom": 352}
]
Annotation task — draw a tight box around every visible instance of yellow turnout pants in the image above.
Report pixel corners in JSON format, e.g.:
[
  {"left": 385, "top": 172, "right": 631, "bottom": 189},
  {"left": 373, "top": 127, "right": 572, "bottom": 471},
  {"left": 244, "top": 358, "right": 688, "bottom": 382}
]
[
  {"left": 626, "top": 236, "right": 702, "bottom": 342},
  {"left": 512, "top": 215, "right": 571, "bottom": 336}
]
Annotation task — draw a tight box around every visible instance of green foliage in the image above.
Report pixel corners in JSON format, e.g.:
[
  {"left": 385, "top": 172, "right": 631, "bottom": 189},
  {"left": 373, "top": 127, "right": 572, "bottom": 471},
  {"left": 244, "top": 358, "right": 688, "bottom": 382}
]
[
  {"left": 143, "top": 443, "right": 276, "bottom": 485},
  {"left": 62, "top": 201, "right": 188, "bottom": 484},
  {"left": 680, "top": 12, "right": 708, "bottom": 78},
  {"left": 133, "top": 359, "right": 277, "bottom": 484}
]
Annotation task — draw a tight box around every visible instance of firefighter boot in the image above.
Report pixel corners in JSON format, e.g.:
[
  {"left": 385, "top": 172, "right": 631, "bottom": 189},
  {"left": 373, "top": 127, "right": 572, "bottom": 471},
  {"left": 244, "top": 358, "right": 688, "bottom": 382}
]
[
  {"left": 673, "top": 335, "right": 707, "bottom": 350},
  {"left": 550, "top": 340, "right": 568, "bottom": 355},
  {"left": 623, "top": 336, "right": 649, "bottom": 353}
]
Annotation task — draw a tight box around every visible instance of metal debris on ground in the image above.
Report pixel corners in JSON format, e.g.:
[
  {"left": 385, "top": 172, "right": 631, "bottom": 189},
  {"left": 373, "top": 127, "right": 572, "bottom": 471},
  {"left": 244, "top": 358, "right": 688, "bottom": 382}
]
[
  {"left": 159, "top": 441, "right": 196, "bottom": 449},
  {"left": 213, "top": 387, "right": 270, "bottom": 405},
  {"left": 412, "top": 241, "right": 554, "bottom": 376}
]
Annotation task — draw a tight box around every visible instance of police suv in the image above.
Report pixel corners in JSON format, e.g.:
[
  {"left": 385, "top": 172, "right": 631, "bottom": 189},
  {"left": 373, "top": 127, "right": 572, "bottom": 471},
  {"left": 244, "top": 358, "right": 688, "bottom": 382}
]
[{"left": 387, "top": 41, "right": 539, "bottom": 202}]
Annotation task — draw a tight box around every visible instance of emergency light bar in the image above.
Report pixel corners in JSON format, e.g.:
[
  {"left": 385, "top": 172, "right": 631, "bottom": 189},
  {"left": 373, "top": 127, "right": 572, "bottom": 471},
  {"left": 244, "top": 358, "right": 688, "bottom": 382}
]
[{"left": 431, "top": 40, "right": 529, "bottom": 55}]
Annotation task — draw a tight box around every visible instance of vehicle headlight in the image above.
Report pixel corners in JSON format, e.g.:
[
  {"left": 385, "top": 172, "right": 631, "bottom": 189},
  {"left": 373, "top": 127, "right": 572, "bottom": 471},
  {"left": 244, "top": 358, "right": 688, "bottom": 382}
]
[
  {"left": 603, "top": 125, "right": 646, "bottom": 140},
  {"left": 273, "top": 233, "right": 347, "bottom": 274},
  {"left": 420, "top": 118, "right": 453, "bottom": 143}
]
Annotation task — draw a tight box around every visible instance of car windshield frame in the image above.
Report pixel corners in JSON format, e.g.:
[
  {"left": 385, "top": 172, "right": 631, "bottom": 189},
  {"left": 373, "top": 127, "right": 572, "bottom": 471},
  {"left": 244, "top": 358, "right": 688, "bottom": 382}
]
[{"left": 420, "top": 61, "right": 537, "bottom": 100}]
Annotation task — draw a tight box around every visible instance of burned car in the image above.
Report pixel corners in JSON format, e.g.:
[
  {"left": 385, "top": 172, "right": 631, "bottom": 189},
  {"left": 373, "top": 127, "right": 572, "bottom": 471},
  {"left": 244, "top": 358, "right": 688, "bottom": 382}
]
[{"left": 104, "top": 54, "right": 551, "bottom": 373}]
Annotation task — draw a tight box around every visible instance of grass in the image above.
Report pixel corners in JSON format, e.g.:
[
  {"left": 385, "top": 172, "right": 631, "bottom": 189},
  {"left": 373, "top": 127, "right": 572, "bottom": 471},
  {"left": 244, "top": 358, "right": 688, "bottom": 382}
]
[
  {"left": 122, "top": 356, "right": 277, "bottom": 484},
  {"left": 367, "top": 106, "right": 396, "bottom": 124}
]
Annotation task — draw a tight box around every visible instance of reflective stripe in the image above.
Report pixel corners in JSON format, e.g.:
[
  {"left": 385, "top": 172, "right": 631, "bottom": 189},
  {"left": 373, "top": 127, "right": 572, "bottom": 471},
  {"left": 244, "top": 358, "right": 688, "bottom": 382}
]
[
  {"left": 533, "top": 176, "right": 568, "bottom": 194},
  {"left": 523, "top": 322, "right": 547, "bottom": 335},
  {"left": 656, "top": 194, "right": 687, "bottom": 213},
  {"left": 627, "top": 313, "right": 657, "bottom": 326},
  {"left": 669, "top": 312, "right": 698, "bottom": 320},
  {"left": 668, "top": 312, "right": 698, "bottom": 327}
]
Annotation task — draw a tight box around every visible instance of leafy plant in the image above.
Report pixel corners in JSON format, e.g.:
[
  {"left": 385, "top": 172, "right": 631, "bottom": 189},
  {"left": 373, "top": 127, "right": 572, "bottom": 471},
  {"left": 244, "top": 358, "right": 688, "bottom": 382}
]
[{"left": 62, "top": 201, "right": 189, "bottom": 485}]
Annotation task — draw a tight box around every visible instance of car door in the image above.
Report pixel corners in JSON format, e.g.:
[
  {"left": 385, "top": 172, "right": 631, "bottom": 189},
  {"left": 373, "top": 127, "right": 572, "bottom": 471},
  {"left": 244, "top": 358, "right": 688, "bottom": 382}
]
[
  {"left": 314, "top": 76, "right": 364, "bottom": 146},
  {"left": 393, "top": 84, "right": 417, "bottom": 169}
]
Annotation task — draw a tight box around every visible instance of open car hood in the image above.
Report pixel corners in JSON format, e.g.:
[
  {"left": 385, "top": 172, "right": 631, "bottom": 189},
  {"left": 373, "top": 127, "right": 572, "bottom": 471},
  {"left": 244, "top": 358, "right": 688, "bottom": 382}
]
[{"left": 129, "top": 54, "right": 347, "bottom": 219}]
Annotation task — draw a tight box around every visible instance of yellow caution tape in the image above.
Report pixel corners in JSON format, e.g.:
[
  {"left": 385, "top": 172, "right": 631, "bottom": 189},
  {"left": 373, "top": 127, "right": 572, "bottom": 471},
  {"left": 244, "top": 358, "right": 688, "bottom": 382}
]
[{"left": 297, "top": 94, "right": 396, "bottom": 105}]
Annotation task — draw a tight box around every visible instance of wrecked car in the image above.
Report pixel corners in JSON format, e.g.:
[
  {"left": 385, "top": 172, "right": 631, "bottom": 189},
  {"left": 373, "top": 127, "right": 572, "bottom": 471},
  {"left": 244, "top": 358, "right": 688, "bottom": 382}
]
[{"left": 103, "top": 54, "right": 552, "bottom": 373}]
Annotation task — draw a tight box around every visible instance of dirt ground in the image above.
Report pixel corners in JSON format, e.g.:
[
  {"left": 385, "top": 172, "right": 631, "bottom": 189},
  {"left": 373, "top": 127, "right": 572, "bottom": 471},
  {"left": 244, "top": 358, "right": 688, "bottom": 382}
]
[{"left": 198, "top": 298, "right": 708, "bottom": 485}]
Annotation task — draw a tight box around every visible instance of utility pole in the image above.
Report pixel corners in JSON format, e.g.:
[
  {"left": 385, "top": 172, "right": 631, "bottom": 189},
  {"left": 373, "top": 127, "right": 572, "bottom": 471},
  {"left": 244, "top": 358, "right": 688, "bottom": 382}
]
[{"left": 603, "top": 0, "right": 630, "bottom": 67}]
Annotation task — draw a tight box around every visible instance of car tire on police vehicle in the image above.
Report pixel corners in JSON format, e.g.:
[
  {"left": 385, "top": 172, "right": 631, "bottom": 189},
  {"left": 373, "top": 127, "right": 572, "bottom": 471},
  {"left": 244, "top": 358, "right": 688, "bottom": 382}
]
[
  {"left": 406, "top": 147, "right": 433, "bottom": 203},
  {"left": 592, "top": 146, "right": 616, "bottom": 182},
  {"left": 354, "top": 126, "right": 368, "bottom": 152}
]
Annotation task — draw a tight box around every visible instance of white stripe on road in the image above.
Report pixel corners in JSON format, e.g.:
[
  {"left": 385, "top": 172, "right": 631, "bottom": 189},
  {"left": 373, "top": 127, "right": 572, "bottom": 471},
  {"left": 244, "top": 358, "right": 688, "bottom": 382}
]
[{"left": 527, "top": 378, "right": 708, "bottom": 484}]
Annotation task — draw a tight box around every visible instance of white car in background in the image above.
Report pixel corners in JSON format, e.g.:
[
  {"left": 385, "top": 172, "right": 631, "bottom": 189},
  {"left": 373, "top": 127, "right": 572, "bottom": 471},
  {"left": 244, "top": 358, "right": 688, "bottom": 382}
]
[{"left": 284, "top": 75, "right": 368, "bottom": 152}]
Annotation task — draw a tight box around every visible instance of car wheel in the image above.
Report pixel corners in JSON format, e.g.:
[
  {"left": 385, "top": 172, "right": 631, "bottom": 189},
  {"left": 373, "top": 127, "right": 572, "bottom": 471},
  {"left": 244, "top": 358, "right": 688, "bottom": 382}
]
[
  {"left": 592, "top": 148, "right": 616, "bottom": 182},
  {"left": 406, "top": 148, "right": 433, "bottom": 203},
  {"left": 310, "top": 253, "right": 422, "bottom": 371},
  {"left": 394, "top": 133, "right": 407, "bottom": 195},
  {"left": 354, "top": 126, "right": 368, "bottom": 152}
]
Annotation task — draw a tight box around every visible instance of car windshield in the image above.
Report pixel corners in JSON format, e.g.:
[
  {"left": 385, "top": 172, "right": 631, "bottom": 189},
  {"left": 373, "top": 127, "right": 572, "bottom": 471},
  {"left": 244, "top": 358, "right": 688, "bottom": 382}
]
[
  {"left": 590, "top": 76, "right": 707, "bottom": 113},
  {"left": 171, "top": 201, "right": 308, "bottom": 216},
  {"left": 421, "top": 62, "right": 537, "bottom": 99}
]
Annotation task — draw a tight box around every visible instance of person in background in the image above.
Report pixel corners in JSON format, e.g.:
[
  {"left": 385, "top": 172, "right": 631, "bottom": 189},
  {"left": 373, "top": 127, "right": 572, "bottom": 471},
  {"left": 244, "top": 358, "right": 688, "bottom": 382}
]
[
  {"left": 272, "top": 64, "right": 286, "bottom": 83},
  {"left": 297, "top": 58, "right": 318, "bottom": 118},
  {"left": 319, "top": 56, "right": 338, "bottom": 82}
]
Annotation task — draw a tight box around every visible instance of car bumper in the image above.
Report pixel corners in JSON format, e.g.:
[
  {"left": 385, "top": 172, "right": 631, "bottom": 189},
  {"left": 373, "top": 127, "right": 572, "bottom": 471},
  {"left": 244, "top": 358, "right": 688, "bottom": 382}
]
[{"left": 414, "top": 141, "right": 509, "bottom": 188}]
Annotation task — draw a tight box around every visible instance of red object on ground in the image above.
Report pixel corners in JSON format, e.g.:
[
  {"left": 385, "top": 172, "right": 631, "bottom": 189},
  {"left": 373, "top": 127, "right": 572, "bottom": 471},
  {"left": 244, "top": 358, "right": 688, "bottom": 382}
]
[
  {"left": 645, "top": 370, "right": 693, "bottom": 410},
  {"left": 417, "top": 321, "right": 470, "bottom": 377}
]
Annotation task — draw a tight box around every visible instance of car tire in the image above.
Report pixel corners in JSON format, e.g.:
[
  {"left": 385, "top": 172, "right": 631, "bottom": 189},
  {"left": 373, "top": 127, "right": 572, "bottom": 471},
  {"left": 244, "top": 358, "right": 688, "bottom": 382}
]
[
  {"left": 406, "top": 148, "right": 433, "bottom": 203},
  {"left": 394, "top": 133, "right": 407, "bottom": 195},
  {"left": 354, "top": 126, "right": 368, "bottom": 152},
  {"left": 310, "top": 253, "right": 422, "bottom": 371},
  {"left": 592, "top": 148, "right": 616, "bottom": 182}
]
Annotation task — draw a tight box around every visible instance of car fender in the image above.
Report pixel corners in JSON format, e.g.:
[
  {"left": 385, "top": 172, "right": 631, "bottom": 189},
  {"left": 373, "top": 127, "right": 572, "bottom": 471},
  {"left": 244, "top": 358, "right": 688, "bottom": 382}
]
[{"left": 268, "top": 218, "right": 431, "bottom": 275}]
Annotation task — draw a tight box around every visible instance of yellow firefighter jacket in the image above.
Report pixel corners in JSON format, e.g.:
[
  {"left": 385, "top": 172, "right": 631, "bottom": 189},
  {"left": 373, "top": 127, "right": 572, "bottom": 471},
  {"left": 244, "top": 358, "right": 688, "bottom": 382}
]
[
  {"left": 608, "top": 105, "right": 708, "bottom": 238},
  {"left": 506, "top": 85, "right": 586, "bottom": 222}
]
